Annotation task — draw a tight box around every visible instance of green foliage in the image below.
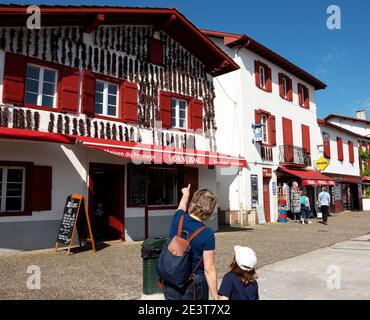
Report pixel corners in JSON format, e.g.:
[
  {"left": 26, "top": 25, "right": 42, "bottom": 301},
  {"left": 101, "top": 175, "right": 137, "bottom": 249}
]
[
  {"left": 359, "top": 150, "right": 370, "bottom": 176},
  {"left": 364, "top": 186, "right": 370, "bottom": 199}
]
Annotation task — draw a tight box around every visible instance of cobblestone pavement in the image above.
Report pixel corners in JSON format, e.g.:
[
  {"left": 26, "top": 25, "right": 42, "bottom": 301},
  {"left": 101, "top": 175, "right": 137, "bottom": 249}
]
[{"left": 1, "top": 211, "right": 370, "bottom": 300}]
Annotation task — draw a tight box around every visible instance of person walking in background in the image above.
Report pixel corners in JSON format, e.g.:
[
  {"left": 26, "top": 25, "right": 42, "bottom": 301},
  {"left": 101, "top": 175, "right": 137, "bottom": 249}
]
[
  {"left": 162, "top": 185, "right": 219, "bottom": 300},
  {"left": 317, "top": 187, "right": 331, "bottom": 225},
  {"left": 300, "top": 190, "right": 312, "bottom": 224},
  {"left": 218, "top": 246, "right": 259, "bottom": 300}
]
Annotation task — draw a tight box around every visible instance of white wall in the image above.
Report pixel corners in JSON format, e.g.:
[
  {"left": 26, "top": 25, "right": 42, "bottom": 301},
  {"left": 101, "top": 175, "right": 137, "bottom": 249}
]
[
  {"left": 319, "top": 125, "right": 360, "bottom": 177},
  {"left": 211, "top": 37, "right": 322, "bottom": 221}
]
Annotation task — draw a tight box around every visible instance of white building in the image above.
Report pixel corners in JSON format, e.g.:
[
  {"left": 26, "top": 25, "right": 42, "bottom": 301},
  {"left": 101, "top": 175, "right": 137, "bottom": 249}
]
[
  {"left": 203, "top": 30, "right": 332, "bottom": 224},
  {"left": 0, "top": 5, "right": 242, "bottom": 251}
]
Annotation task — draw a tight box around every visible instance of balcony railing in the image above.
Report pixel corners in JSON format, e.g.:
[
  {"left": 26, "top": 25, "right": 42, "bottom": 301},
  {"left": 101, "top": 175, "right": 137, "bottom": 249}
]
[
  {"left": 261, "top": 144, "right": 273, "bottom": 162},
  {"left": 279, "top": 145, "right": 311, "bottom": 167}
]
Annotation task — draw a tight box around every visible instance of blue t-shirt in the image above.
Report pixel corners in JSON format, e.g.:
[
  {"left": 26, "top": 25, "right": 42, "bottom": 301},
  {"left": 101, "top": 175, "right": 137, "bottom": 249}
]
[
  {"left": 219, "top": 272, "right": 259, "bottom": 300},
  {"left": 168, "top": 209, "right": 215, "bottom": 275},
  {"left": 318, "top": 191, "right": 330, "bottom": 206}
]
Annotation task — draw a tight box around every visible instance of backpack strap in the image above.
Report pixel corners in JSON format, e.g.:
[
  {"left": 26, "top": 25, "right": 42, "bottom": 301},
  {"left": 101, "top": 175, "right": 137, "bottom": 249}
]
[
  {"left": 188, "top": 226, "right": 207, "bottom": 242},
  {"left": 177, "top": 213, "right": 185, "bottom": 237}
]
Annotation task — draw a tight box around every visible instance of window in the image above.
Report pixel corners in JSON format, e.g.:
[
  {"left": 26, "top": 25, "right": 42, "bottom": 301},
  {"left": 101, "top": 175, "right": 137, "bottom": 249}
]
[
  {"left": 95, "top": 80, "right": 118, "bottom": 117},
  {"left": 171, "top": 98, "right": 187, "bottom": 129},
  {"left": 298, "top": 83, "right": 309, "bottom": 108},
  {"left": 261, "top": 114, "right": 269, "bottom": 144},
  {"left": 128, "top": 165, "right": 178, "bottom": 207},
  {"left": 25, "top": 64, "right": 57, "bottom": 108},
  {"left": 259, "top": 65, "right": 266, "bottom": 89},
  {"left": 0, "top": 167, "right": 25, "bottom": 212},
  {"left": 147, "top": 168, "right": 177, "bottom": 206},
  {"left": 282, "top": 77, "right": 287, "bottom": 98}
]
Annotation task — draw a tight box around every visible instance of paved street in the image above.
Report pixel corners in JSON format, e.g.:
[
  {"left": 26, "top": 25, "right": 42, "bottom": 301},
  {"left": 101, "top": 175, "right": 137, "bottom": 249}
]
[{"left": 1, "top": 211, "right": 370, "bottom": 300}]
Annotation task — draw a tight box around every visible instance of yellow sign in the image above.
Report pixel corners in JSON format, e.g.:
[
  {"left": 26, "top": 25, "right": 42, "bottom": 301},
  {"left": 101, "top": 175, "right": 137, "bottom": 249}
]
[{"left": 315, "top": 156, "right": 329, "bottom": 171}]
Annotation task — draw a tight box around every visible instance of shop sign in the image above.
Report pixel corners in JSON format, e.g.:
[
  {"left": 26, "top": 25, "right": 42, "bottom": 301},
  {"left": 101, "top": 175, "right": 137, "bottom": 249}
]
[
  {"left": 315, "top": 155, "right": 330, "bottom": 171},
  {"left": 272, "top": 182, "right": 277, "bottom": 195},
  {"left": 252, "top": 124, "right": 263, "bottom": 143},
  {"left": 251, "top": 175, "right": 259, "bottom": 209}
]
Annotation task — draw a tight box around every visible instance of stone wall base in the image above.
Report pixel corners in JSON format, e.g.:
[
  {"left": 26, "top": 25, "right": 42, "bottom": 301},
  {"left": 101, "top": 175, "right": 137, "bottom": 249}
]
[{"left": 218, "top": 209, "right": 257, "bottom": 227}]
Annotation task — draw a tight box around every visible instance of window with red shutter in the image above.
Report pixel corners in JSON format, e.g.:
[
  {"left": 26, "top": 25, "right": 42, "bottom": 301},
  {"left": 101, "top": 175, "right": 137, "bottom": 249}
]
[
  {"left": 255, "top": 109, "right": 261, "bottom": 124},
  {"left": 58, "top": 66, "right": 80, "bottom": 113},
  {"left": 279, "top": 73, "right": 292, "bottom": 101},
  {"left": 2, "top": 53, "right": 27, "bottom": 105},
  {"left": 337, "top": 137, "right": 344, "bottom": 161},
  {"left": 120, "top": 81, "right": 138, "bottom": 123},
  {"left": 160, "top": 91, "right": 172, "bottom": 129},
  {"left": 323, "top": 132, "right": 331, "bottom": 159},
  {"left": 282, "top": 117, "right": 293, "bottom": 163},
  {"left": 148, "top": 38, "right": 164, "bottom": 65},
  {"left": 298, "top": 83, "right": 310, "bottom": 109},
  {"left": 348, "top": 141, "right": 354, "bottom": 163},
  {"left": 255, "top": 61, "right": 272, "bottom": 92},
  {"left": 188, "top": 99, "right": 203, "bottom": 130},
  {"left": 81, "top": 69, "right": 96, "bottom": 117},
  {"left": 31, "top": 165, "right": 52, "bottom": 212}
]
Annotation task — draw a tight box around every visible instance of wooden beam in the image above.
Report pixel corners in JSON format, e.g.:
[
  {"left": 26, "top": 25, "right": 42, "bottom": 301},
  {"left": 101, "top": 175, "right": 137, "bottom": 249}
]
[{"left": 84, "top": 13, "right": 105, "bottom": 33}]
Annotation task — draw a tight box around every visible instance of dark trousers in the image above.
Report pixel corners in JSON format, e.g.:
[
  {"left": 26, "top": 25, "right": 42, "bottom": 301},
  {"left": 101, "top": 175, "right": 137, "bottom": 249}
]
[
  {"left": 301, "top": 206, "right": 310, "bottom": 221},
  {"left": 163, "top": 274, "right": 209, "bottom": 300},
  {"left": 321, "top": 205, "right": 329, "bottom": 223}
]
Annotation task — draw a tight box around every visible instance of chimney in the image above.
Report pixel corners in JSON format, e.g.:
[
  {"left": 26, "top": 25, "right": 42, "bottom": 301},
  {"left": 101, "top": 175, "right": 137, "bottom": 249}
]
[{"left": 356, "top": 110, "right": 367, "bottom": 120}]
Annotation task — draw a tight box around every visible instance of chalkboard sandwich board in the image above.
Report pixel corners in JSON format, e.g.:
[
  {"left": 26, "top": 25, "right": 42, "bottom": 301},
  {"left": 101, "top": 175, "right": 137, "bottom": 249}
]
[{"left": 55, "top": 194, "right": 96, "bottom": 255}]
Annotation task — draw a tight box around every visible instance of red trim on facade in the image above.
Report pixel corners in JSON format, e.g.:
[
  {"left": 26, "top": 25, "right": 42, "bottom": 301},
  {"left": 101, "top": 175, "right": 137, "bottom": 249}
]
[
  {"left": 301, "top": 124, "right": 311, "bottom": 155},
  {"left": 0, "top": 127, "right": 76, "bottom": 144},
  {"left": 348, "top": 140, "right": 355, "bottom": 163},
  {"left": 278, "top": 72, "right": 293, "bottom": 101},
  {"left": 337, "top": 136, "right": 344, "bottom": 161}
]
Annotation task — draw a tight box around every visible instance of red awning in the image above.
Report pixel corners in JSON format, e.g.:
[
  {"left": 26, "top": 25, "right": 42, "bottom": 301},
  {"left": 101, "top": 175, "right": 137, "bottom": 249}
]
[
  {"left": 278, "top": 167, "right": 335, "bottom": 186},
  {"left": 0, "top": 127, "right": 75, "bottom": 144},
  {"left": 77, "top": 136, "right": 247, "bottom": 167},
  {"left": 324, "top": 173, "right": 363, "bottom": 184}
]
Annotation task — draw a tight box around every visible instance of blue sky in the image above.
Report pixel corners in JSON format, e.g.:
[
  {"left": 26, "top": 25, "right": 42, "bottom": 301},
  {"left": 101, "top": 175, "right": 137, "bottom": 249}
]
[{"left": 3, "top": 0, "right": 370, "bottom": 118}]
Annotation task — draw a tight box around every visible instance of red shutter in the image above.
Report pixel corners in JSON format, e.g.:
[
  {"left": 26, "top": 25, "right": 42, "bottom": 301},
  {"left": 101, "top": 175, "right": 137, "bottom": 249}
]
[
  {"left": 255, "top": 109, "right": 261, "bottom": 124},
  {"left": 266, "top": 66, "right": 272, "bottom": 92},
  {"left": 148, "top": 38, "right": 164, "bottom": 65},
  {"left": 323, "top": 133, "right": 331, "bottom": 159},
  {"left": 278, "top": 73, "right": 283, "bottom": 97},
  {"left": 254, "top": 61, "right": 260, "bottom": 87},
  {"left": 31, "top": 166, "right": 52, "bottom": 211},
  {"left": 3, "top": 53, "right": 27, "bottom": 105},
  {"left": 189, "top": 98, "right": 203, "bottom": 130},
  {"left": 81, "top": 69, "right": 96, "bottom": 117},
  {"left": 268, "top": 115, "right": 276, "bottom": 146},
  {"left": 301, "top": 124, "right": 311, "bottom": 155},
  {"left": 160, "top": 91, "right": 172, "bottom": 129},
  {"left": 282, "top": 117, "right": 293, "bottom": 162},
  {"left": 337, "top": 137, "right": 344, "bottom": 161},
  {"left": 348, "top": 141, "right": 354, "bottom": 163},
  {"left": 58, "top": 66, "right": 80, "bottom": 113},
  {"left": 298, "top": 84, "right": 303, "bottom": 106},
  {"left": 304, "top": 87, "right": 310, "bottom": 108},
  {"left": 120, "top": 81, "right": 138, "bottom": 123},
  {"left": 288, "top": 78, "right": 293, "bottom": 101}
]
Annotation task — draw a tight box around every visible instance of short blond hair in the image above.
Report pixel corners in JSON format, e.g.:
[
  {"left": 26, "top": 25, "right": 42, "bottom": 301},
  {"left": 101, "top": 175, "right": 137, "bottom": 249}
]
[{"left": 188, "top": 189, "right": 217, "bottom": 221}]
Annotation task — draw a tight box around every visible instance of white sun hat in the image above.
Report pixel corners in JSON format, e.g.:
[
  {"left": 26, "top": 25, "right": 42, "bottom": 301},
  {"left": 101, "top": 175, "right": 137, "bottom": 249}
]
[{"left": 234, "top": 246, "right": 257, "bottom": 270}]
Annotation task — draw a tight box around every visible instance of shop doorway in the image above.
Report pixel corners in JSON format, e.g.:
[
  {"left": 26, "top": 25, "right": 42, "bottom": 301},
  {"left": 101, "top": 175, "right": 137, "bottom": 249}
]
[
  {"left": 89, "top": 163, "right": 125, "bottom": 241},
  {"left": 263, "top": 177, "right": 271, "bottom": 223}
]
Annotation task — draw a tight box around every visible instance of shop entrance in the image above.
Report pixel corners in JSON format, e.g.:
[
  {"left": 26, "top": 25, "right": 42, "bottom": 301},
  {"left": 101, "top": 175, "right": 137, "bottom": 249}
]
[
  {"left": 89, "top": 163, "right": 125, "bottom": 241},
  {"left": 263, "top": 177, "right": 271, "bottom": 223}
]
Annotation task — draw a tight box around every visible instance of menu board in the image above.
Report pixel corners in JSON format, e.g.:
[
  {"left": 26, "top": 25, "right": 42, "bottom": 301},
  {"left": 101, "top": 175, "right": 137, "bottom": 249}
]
[
  {"left": 251, "top": 175, "right": 258, "bottom": 209},
  {"left": 334, "top": 184, "right": 341, "bottom": 201},
  {"left": 55, "top": 195, "right": 95, "bottom": 255},
  {"left": 57, "top": 196, "right": 80, "bottom": 245}
]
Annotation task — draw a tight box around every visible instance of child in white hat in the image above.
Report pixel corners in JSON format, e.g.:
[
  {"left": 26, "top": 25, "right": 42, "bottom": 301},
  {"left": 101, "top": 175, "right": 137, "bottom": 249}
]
[{"left": 218, "top": 246, "right": 259, "bottom": 300}]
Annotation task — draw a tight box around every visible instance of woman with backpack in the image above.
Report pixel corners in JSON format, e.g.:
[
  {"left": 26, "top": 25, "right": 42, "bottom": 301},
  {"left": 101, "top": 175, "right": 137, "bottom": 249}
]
[{"left": 159, "top": 184, "right": 219, "bottom": 300}]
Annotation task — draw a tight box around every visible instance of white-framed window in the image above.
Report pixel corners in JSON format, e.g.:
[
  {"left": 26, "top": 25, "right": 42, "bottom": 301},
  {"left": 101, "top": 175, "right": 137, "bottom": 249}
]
[
  {"left": 95, "top": 80, "right": 119, "bottom": 117},
  {"left": 282, "top": 77, "right": 288, "bottom": 98},
  {"left": 171, "top": 98, "right": 187, "bottom": 129},
  {"left": 259, "top": 65, "right": 266, "bottom": 89},
  {"left": 0, "top": 167, "right": 25, "bottom": 212},
  {"left": 25, "top": 64, "right": 57, "bottom": 108},
  {"left": 261, "top": 114, "right": 269, "bottom": 144}
]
